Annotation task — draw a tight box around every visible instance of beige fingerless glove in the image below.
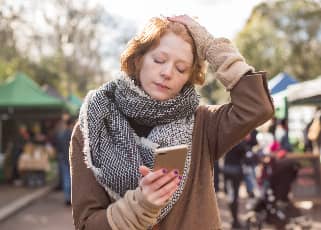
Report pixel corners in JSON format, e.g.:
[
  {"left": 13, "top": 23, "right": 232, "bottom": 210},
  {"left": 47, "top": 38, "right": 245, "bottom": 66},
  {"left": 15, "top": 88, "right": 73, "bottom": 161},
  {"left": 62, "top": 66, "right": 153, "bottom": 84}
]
[
  {"left": 106, "top": 187, "right": 164, "bottom": 230},
  {"left": 186, "top": 22, "right": 254, "bottom": 90}
]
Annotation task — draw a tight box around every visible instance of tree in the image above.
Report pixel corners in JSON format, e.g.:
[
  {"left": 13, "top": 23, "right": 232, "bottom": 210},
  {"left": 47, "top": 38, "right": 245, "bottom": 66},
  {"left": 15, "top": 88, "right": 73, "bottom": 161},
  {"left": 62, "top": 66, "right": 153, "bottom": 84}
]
[
  {"left": 33, "top": 0, "right": 108, "bottom": 95},
  {"left": 0, "top": 3, "right": 24, "bottom": 82},
  {"left": 197, "top": 68, "right": 230, "bottom": 105},
  {"left": 235, "top": 0, "right": 321, "bottom": 81},
  {"left": 0, "top": 0, "right": 135, "bottom": 97}
]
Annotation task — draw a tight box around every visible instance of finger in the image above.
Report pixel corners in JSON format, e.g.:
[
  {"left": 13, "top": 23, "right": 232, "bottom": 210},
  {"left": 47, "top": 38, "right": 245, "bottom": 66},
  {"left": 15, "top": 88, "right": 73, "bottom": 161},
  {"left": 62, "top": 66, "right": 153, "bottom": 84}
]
[
  {"left": 139, "top": 168, "right": 168, "bottom": 186},
  {"left": 148, "top": 169, "right": 179, "bottom": 191},
  {"left": 167, "top": 15, "right": 193, "bottom": 25},
  {"left": 157, "top": 176, "right": 181, "bottom": 197},
  {"left": 139, "top": 165, "right": 151, "bottom": 177},
  {"left": 152, "top": 177, "right": 181, "bottom": 205},
  {"left": 154, "top": 189, "right": 175, "bottom": 206},
  {"left": 167, "top": 15, "right": 187, "bottom": 24}
]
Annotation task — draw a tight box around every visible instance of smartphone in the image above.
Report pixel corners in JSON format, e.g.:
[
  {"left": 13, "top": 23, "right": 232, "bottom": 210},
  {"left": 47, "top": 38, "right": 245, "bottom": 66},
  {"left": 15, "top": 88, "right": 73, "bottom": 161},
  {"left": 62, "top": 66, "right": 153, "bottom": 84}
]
[{"left": 153, "top": 144, "right": 188, "bottom": 173}]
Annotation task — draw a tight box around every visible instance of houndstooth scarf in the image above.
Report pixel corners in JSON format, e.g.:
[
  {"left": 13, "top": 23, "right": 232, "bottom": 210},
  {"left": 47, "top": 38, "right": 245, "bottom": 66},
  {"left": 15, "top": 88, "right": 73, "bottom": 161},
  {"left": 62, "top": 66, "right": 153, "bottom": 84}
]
[{"left": 79, "top": 72, "right": 199, "bottom": 221}]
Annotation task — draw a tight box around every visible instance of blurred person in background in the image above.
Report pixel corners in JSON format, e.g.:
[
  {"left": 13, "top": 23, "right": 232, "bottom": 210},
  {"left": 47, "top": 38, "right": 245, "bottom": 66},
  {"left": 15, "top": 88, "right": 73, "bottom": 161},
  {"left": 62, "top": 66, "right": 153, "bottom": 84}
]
[
  {"left": 54, "top": 118, "right": 74, "bottom": 205},
  {"left": 223, "top": 141, "right": 247, "bottom": 229},
  {"left": 274, "top": 118, "right": 292, "bottom": 152},
  {"left": 307, "top": 107, "right": 321, "bottom": 154},
  {"left": 243, "top": 130, "right": 259, "bottom": 199},
  {"left": 69, "top": 15, "right": 273, "bottom": 230},
  {"left": 11, "top": 124, "right": 30, "bottom": 184},
  {"left": 31, "top": 123, "right": 47, "bottom": 145},
  {"left": 303, "top": 119, "right": 313, "bottom": 152},
  {"left": 213, "top": 161, "right": 220, "bottom": 192}
]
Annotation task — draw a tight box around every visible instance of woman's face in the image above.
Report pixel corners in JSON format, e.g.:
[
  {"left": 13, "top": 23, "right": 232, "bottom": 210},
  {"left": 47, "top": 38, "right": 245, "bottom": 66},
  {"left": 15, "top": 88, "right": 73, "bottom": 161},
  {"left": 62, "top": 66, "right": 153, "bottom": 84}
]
[{"left": 138, "top": 32, "right": 193, "bottom": 101}]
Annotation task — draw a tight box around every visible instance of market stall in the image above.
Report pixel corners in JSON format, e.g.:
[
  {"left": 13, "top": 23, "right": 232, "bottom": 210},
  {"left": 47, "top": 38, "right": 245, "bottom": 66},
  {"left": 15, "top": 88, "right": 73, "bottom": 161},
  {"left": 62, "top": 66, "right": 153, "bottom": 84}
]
[
  {"left": 0, "top": 72, "right": 74, "bottom": 152},
  {"left": 287, "top": 76, "right": 321, "bottom": 106},
  {"left": 0, "top": 72, "right": 74, "bottom": 183}
]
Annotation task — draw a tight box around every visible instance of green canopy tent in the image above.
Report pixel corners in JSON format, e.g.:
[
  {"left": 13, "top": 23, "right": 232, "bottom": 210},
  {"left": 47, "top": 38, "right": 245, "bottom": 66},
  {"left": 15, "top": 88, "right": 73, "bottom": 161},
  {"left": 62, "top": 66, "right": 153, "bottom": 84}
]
[
  {"left": 68, "top": 94, "right": 82, "bottom": 108},
  {"left": 42, "top": 84, "right": 80, "bottom": 116},
  {"left": 0, "top": 72, "right": 72, "bottom": 152},
  {"left": 0, "top": 72, "right": 66, "bottom": 108},
  {"left": 67, "top": 94, "right": 82, "bottom": 114}
]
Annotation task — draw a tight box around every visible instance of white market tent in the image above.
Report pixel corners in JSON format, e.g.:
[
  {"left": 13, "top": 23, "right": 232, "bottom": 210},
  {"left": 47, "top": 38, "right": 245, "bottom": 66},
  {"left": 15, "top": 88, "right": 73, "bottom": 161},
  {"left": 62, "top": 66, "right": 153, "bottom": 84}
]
[{"left": 287, "top": 76, "right": 321, "bottom": 106}]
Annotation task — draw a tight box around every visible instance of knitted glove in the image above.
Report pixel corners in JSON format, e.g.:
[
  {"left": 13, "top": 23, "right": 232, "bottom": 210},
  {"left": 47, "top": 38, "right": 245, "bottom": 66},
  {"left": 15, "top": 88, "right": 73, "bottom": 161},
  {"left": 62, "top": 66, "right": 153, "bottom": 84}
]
[
  {"left": 182, "top": 19, "right": 214, "bottom": 61},
  {"left": 168, "top": 15, "right": 254, "bottom": 89}
]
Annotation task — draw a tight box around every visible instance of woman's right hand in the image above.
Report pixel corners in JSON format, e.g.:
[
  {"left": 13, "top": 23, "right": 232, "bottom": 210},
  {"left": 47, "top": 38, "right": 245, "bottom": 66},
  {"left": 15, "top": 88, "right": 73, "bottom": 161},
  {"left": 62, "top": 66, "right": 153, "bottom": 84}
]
[{"left": 138, "top": 165, "right": 181, "bottom": 206}]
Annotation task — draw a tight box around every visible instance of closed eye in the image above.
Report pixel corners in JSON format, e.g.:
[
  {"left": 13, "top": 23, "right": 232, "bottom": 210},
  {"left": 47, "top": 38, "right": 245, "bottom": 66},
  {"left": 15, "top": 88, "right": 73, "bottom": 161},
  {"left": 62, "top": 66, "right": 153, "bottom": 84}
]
[
  {"left": 154, "top": 59, "right": 165, "bottom": 64},
  {"left": 177, "top": 68, "right": 186, "bottom": 74}
]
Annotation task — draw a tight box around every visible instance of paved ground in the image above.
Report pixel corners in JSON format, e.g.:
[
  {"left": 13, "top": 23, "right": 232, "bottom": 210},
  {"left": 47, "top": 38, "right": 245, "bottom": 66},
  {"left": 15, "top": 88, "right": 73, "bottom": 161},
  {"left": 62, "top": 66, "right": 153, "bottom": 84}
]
[
  {"left": 1, "top": 184, "right": 321, "bottom": 229},
  {"left": 0, "top": 184, "right": 34, "bottom": 208},
  {"left": 217, "top": 186, "right": 321, "bottom": 229},
  {"left": 0, "top": 191, "right": 73, "bottom": 230}
]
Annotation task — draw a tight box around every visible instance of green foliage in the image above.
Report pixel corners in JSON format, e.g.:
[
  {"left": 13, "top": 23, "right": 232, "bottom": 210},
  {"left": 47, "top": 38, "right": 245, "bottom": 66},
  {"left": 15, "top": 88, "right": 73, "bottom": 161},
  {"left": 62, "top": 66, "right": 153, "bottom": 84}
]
[
  {"left": 235, "top": 0, "right": 321, "bottom": 80},
  {"left": 0, "top": 55, "right": 60, "bottom": 88},
  {"left": 197, "top": 68, "right": 230, "bottom": 104},
  {"left": 0, "top": 0, "right": 118, "bottom": 97}
]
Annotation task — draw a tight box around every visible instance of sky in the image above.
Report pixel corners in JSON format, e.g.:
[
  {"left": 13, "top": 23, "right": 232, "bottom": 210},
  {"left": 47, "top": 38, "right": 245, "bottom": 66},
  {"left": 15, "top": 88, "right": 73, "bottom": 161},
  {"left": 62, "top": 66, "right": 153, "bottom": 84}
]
[
  {"left": 4, "top": 0, "right": 265, "bottom": 72},
  {"left": 100, "top": 0, "right": 264, "bottom": 39}
]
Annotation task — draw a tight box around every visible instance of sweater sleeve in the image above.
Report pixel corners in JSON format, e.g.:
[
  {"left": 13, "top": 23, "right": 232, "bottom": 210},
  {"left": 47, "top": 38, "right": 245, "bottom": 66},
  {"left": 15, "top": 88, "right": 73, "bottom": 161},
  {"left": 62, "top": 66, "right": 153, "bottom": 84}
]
[
  {"left": 70, "top": 123, "right": 163, "bottom": 230},
  {"left": 201, "top": 71, "right": 274, "bottom": 162},
  {"left": 70, "top": 123, "right": 113, "bottom": 230}
]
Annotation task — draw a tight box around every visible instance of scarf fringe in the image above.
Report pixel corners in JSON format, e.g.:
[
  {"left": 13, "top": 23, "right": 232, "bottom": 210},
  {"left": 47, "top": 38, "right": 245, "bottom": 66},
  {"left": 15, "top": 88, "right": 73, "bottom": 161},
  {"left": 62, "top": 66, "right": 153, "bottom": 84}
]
[
  {"left": 117, "top": 73, "right": 149, "bottom": 98},
  {"left": 79, "top": 90, "right": 99, "bottom": 173},
  {"left": 134, "top": 135, "right": 160, "bottom": 150}
]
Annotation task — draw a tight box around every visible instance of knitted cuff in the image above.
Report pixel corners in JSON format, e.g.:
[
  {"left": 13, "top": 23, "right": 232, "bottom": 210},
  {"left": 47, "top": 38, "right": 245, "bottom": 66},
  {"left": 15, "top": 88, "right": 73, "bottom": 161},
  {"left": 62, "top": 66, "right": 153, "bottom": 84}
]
[
  {"left": 106, "top": 207, "right": 119, "bottom": 230},
  {"left": 135, "top": 187, "right": 164, "bottom": 213},
  {"left": 215, "top": 60, "right": 254, "bottom": 90},
  {"left": 106, "top": 187, "right": 163, "bottom": 230}
]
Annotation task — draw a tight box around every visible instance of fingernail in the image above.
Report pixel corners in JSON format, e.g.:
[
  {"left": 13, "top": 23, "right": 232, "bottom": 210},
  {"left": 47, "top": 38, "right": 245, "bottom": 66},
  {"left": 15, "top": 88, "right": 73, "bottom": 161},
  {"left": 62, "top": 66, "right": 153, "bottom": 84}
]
[
  {"left": 162, "top": 168, "right": 167, "bottom": 174},
  {"left": 178, "top": 176, "right": 182, "bottom": 180},
  {"left": 174, "top": 170, "right": 179, "bottom": 175}
]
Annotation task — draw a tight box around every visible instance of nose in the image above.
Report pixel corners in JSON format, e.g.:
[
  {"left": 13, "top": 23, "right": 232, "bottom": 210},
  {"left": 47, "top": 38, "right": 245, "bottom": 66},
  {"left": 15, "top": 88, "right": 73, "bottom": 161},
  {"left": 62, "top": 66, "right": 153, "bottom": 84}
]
[{"left": 160, "top": 63, "right": 174, "bottom": 80}]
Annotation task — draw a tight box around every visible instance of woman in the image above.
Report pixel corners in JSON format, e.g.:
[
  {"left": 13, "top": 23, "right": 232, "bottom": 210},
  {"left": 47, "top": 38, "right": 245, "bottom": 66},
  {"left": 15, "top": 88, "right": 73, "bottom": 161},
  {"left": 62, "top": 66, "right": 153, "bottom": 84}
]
[{"left": 70, "top": 15, "right": 274, "bottom": 229}]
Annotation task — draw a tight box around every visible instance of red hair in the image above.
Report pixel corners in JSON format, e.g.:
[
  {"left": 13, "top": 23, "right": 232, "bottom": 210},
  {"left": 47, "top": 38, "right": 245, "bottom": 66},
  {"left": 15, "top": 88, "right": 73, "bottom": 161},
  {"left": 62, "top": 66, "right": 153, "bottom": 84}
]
[{"left": 120, "top": 17, "right": 206, "bottom": 85}]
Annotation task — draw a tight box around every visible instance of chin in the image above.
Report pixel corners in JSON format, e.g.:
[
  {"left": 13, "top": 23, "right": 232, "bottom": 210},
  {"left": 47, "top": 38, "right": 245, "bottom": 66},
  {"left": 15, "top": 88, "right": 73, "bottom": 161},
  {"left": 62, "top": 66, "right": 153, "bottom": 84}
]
[{"left": 150, "top": 93, "right": 170, "bottom": 101}]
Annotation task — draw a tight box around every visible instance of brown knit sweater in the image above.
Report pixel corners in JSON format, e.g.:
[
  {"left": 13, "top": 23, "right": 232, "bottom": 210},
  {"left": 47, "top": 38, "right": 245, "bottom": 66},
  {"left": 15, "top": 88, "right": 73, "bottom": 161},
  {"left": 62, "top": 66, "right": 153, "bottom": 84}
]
[{"left": 70, "top": 70, "right": 274, "bottom": 230}]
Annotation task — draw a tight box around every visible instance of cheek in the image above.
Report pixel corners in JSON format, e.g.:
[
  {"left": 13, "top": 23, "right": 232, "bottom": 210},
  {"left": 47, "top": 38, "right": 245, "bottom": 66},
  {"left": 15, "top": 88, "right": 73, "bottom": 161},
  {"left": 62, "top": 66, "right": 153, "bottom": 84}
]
[
  {"left": 178, "top": 76, "right": 190, "bottom": 88},
  {"left": 139, "top": 59, "right": 153, "bottom": 77}
]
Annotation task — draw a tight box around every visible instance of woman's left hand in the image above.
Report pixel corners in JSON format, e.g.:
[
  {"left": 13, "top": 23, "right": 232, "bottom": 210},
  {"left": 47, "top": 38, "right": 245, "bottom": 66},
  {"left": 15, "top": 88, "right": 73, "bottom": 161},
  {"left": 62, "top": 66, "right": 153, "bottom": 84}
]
[{"left": 167, "top": 14, "right": 214, "bottom": 60}]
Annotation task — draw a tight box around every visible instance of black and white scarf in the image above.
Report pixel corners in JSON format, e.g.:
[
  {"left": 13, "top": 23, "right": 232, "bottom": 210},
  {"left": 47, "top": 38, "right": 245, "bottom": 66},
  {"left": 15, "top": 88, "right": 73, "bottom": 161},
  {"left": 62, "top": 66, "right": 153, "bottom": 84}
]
[{"left": 79, "top": 72, "right": 199, "bottom": 220}]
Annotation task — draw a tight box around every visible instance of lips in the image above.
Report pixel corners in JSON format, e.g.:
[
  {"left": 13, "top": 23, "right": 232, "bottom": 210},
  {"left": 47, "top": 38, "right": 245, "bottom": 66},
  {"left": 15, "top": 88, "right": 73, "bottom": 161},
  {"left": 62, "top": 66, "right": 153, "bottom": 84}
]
[{"left": 154, "top": 82, "right": 170, "bottom": 90}]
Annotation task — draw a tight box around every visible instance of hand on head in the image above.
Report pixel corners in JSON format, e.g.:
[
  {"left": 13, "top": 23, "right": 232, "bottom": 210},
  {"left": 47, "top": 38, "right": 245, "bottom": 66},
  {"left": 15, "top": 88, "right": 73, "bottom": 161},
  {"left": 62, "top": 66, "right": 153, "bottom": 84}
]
[
  {"left": 167, "top": 15, "right": 197, "bottom": 26},
  {"left": 138, "top": 165, "right": 181, "bottom": 206},
  {"left": 167, "top": 14, "right": 213, "bottom": 61}
]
